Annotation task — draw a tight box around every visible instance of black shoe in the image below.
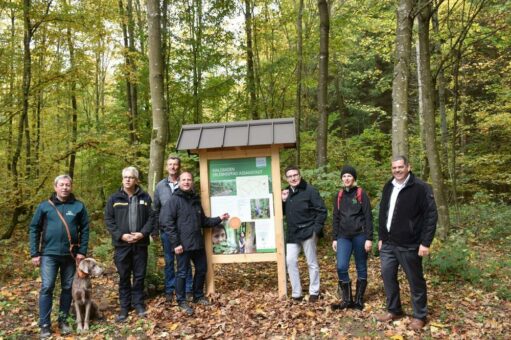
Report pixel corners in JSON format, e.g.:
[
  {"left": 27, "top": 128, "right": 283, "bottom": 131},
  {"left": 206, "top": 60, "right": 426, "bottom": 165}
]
[
  {"left": 331, "top": 281, "right": 353, "bottom": 310},
  {"left": 178, "top": 301, "right": 194, "bottom": 316},
  {"left": 192, "top": 296, "right": 210, "bottom": 306},
  {"left": 116, "top": 309, "right": 129, "bottom": 323},
  {"left": 134, "top": 305, "right": 147, "bottom": 317},
  {"left": 40, "top": 325, "right": 51, "bottom": 339},
  {"left": 186, "top": 292, "right": 193, "bottom": 302},
  {"left": 309, "top": 294, "right": 319, "bottom": 302},
  {"left": 165, "top": 293, "right": 174, "bottom": 303},
  {"left": 292, "top": 296, "right": 303, "bottom": 302},
  {"left": 59, "top": 321, "right": 71, "bottom": 335}
]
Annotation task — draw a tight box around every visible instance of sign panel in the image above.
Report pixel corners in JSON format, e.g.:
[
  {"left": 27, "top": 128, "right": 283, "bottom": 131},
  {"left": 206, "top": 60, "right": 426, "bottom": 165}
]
[{"left": 209, "top": 157, "right": 276, "bottom": 254}]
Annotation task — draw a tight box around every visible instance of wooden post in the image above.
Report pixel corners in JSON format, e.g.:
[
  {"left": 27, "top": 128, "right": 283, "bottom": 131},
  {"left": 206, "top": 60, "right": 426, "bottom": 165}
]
[{"left": 271, "top": 145, "right": 287, "bottom": 298}]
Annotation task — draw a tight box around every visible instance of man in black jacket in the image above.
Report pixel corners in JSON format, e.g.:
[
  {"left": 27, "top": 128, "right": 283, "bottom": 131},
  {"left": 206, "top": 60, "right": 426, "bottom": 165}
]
[
  {"left": 282, "top": 165, "right": 327, "bottom": 302},
  {"left": 105, "top": 166, "right": 155, "bottom": 322},
  {"left": 377, "top": 156, "right": 437, "bottom": 331},
  {"left": 160, "top": 171, "right": 229, "bottom": 315}
]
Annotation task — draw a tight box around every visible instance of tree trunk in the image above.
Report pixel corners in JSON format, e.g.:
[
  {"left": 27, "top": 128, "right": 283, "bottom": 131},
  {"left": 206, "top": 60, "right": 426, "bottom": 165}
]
[
  {"left": 391, "top": 0, "right": 413, "bottom": 158},
  {"left": 316, "top": 0, "right": 329, "bottom": 167},
  {"left": 416, "top": 1, "right": 450, "bottom": 239},
  {"left": 191, "top": 0, "right": 203, "bottom": 124},
  {"left": 245, "top": 0, "right": 258, "bottom": 120},
  {"left": 147, "top": 0, "right": 168, "bottom": 195},
  {"left": 295, "top": 0, "right": 304, "bottom": 166},
  {"left": 67, "top": 27, "right": 78, "bottom": 178},
  {"left": 119, "top": 0, "right": 138, "bottom": 144}
]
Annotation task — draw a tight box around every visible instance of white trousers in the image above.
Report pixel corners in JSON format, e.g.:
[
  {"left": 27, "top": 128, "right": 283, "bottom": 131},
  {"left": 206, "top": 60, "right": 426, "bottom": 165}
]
[{"left": 286, "top": 234, "right": 320, "bottom": 298}]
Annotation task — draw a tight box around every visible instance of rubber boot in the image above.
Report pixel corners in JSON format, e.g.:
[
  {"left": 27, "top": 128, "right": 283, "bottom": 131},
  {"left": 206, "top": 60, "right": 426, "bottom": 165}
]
[
  {"left": 353, "top": 279, "right": 367, "bottom": 310},
  {"left": 331, "top": 281, "right": 353, "bottom": 310}
]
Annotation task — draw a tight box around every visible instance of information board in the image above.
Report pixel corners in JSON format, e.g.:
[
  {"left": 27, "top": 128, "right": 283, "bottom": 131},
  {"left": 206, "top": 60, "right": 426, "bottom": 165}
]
[{"left": 208, "top": 157, "right": 277, "bottom": 254}]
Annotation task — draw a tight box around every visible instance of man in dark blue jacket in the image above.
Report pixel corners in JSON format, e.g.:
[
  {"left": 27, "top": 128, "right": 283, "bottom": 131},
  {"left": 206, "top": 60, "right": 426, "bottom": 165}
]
[
  {"left": 377, "top": 156, "right": 437, "bottom": 331},
  {"left": 282, "top": 165, "right": 327, "bottom": 302},
  {"left": 29, "top": 175, "right": 89, "bottom": 338},
  {"left": 160, "top": 171, "right": 229, "bottom": 315},
  {"left": 105, "top": 166, "right": 155, "bottom": 322}
]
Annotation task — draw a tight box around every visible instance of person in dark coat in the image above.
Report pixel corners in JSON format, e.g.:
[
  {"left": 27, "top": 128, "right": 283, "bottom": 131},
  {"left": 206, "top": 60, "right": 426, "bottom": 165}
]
[
  {"left": 281, "top": 165, "right": 327, "bottom": 302},
  {"left": 29, "top": 175, "right": 89, "bottom": 338},
  {"left": 104, "top": 166, "right": 155, "bottom": 322},
  {"left": 331, "top": 165, "right": 373, "bottom": 311},
  {"left": 160, "top": 171, "right": 229, "bottom": 315},
  {"left": 376, "top": 156, "right": 437, "bottom": 331}
]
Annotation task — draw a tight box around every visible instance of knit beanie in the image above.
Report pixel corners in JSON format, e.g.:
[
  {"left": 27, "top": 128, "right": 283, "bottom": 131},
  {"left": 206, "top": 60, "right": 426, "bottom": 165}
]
[{"left": 340, "top": 165, "right": 357, "bottom": 181}]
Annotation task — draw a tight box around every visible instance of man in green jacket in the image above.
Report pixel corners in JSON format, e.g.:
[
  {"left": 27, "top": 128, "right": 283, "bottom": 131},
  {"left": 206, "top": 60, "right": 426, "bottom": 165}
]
[{"left": 29, "top": 175, "right": 89, "bottom": 338}]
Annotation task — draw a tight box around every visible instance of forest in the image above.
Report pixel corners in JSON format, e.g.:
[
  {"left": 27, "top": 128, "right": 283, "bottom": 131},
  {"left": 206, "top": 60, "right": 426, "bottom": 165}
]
[{"left": 0, "top": 0, "right": 509, "bottom": 338}]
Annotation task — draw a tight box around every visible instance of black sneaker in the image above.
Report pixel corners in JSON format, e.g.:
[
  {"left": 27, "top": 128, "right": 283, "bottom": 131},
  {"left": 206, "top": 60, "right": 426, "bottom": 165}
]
[
  {"left": 309, "top": 294, "right": 319, "bottom": 302},
  {"left": 178, "top": 301, "right": 194, "bottom": 316},
  {"left": 116, "top": 309, "right": 129, "bottom": 323},
  {"left": 40, "top": 325, "right": 51, "bottom": 339},
  {"left": 59, "top": 321, "right": 72, "bottom": 335},
  {"left": 292, "top": 296, "right": 304, "bottom": 302},
  {"left": 192, "top": 296, "right": 210, "bottom": 306},
  {"left": 134, "top": 305, "right": 147, "bottom": 317}
]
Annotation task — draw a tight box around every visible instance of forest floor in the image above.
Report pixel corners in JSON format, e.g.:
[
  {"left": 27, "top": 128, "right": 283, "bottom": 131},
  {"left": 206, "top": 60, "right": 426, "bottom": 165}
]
[{"left": 0, "top": 233, "right": 509, "bottom": 339}]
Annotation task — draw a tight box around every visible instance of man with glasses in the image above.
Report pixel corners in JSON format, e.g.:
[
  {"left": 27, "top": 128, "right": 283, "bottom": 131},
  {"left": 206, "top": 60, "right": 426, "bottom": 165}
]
[
  {"left": 281, "top": 165, "right": 327, "bottom": 302},
  {"left": 105, "top": 166, "right": 155, "bottom": 322}
]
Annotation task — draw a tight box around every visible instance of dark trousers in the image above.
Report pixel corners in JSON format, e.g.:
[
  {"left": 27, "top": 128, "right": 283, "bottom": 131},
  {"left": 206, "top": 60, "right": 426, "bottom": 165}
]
[
  {"left": 175, "top": 249, "right": 207, "bottom": 303},
  {"left": 114, "top": 245, "right": 148, "bottom": 310},
  {"left": 380, "top": 243, "right": 428, "bottom": 320}
]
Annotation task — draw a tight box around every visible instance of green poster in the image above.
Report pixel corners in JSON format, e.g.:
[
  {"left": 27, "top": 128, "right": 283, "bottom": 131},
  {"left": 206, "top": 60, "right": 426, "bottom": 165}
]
[{"left": 208, "top": 157, "right": 276, "bottom": 253}]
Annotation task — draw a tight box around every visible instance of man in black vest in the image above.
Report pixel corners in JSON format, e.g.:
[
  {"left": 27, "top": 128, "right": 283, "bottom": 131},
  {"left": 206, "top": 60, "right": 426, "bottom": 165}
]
[{"left": 377, "top": 156, "right": 437, "bottom": 331}]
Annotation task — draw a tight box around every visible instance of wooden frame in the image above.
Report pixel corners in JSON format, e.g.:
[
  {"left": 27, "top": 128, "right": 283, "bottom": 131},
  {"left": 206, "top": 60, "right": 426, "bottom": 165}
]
[{"left": 197, "top": 145, "right": 287, "bottom": 298}]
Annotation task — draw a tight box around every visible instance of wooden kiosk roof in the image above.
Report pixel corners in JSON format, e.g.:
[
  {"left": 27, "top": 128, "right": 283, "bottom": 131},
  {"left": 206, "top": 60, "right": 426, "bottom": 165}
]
[{"left": 176, "top": 118, "right": 296, "bottom": 151}]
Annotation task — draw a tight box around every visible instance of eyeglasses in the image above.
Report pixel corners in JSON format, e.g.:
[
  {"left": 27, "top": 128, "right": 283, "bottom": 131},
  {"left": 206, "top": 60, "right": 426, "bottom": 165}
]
[{"left": 286, "top": 173, "right": 300, "bottom": 179}]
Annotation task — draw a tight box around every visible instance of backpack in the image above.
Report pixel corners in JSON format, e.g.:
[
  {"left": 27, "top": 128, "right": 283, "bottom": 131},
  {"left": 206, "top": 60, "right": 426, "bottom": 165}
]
[{"left": 337, "top": 187, "right": 363, "bottom": 210}]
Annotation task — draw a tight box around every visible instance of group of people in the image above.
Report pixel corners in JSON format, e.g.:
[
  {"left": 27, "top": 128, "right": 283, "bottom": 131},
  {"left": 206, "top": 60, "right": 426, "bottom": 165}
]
[
  {"left": 281, "top": 156, "right": 437, "bottom": 331},
  {"left": 29, "top": 154, "right": 437, "bottom": 338}
]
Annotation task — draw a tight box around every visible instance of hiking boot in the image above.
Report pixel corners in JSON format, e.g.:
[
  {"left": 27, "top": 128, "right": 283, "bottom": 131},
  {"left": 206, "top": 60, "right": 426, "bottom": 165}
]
[
  {"left": 40, "top": 325, "right": 51, "bottom": 339},
  {"left": 309, "top": 294, "right": 319, "bottom": 302},
  {"left": 331, "top": 281, "right": 353, "bottom": 310},
  {"left": 165, "top": 293, "right": 174, "bottom": 303},
  {"left": 179, "top": 301, "right": 194, "bottom": 316},
  {"left": 59, "top": 321, "right": 72, "bottom": 335},
  {"left": 115, "top": 309, "right": 129, "bottom": 323},
  {"left": 134, "top": 305, "right": 147, "bottom": 317},
  {"left": 353, "top": 279, "right": 367, "bottom": 310},
  {"left": 409, "top": 318, "right": 426, "bottom": 330},
  {"left": 376, "top": 312, "right": 403, "bottom": 322},
  {"left": 193, "top": 296, "right": 211, "bottom": 306}
]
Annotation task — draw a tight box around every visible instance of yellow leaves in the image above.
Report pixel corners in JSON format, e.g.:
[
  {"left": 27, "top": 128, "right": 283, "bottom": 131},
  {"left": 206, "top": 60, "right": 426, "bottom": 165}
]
[
  {"left": 166, "top": 322, "right": 179, "bottom": 331},
  {"left": 305, "top": 310, "right": 315, "bottom": 317},
  {"left": 390, "top": 335, "right": 404, "bottom": 340}
]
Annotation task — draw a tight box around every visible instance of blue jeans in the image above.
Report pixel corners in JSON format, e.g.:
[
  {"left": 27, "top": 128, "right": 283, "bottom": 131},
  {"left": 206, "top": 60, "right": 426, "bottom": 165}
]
[
  {"left": 161, "top": 232, "right": 192, "bottom": 294},
  {"left": 39, "top": 255, "right": 76, "bottom": 327},
  {"left": 336, "top": 234, "right": 367, "bottom": 282}
]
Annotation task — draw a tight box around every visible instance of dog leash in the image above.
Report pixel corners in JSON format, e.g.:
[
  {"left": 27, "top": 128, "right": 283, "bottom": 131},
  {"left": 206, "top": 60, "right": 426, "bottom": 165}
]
[{"left": 48, "top": 199, "right": 80, "bottom": 260}]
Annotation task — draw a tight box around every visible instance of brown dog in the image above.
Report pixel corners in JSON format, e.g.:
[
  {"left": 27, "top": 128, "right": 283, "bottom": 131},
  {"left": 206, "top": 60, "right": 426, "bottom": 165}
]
[{"left": 72, "top": 258, "right": 104, "bottom": 333}]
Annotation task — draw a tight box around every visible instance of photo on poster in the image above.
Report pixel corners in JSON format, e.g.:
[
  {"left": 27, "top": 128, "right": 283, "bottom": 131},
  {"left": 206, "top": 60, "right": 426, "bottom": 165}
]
[
  {"left": 237, "top": 222, "right": 256, "bottom": 254},
  {"left": 210, "top": 179, "right": 236, "bottom": 197},
  {"left": 250, "top": 198, "right": 271, "bottom": 219},
  {"left": 212, "top": 222, "right": 238, "bottom": 254}
]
